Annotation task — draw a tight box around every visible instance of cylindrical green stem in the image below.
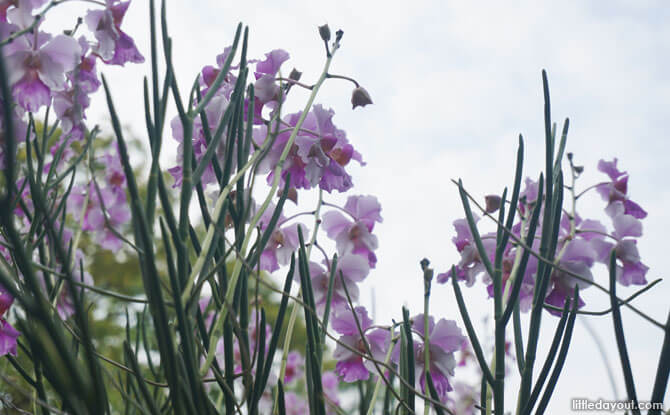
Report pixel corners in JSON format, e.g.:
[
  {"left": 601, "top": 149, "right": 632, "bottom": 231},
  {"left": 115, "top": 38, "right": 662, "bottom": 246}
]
[
  {"left": 278, "top": 189, "right": 324, "bottom": 382},
  {"left": 367, "top": 331, "right": 398, "bottom": 415},
  {"left": 423, "top": 263, "right": 432, "bottom": 415},
  {"left": 200, "top": 53, "right": 335, "bottom": 376}
]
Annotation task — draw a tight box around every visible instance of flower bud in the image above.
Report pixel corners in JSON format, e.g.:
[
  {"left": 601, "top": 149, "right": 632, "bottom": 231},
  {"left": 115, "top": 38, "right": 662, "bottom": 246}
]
[
  {"left": 318, "top": 24, "right": 331, "bottom": 42},
  {"left": 289, "top": 68, "right": 302, "bottom": 82},
  {"left": 485, "top": 195, "right": 502, "bottom": 213},
  {"left": 335, "top": 29, "right": 344, "bottom": 42},
  {"left": 351, "top": 86, "right": 373, "bottom": 109},
  {"left": 277, "top": 187, "right": 298, "bottom": 204}
]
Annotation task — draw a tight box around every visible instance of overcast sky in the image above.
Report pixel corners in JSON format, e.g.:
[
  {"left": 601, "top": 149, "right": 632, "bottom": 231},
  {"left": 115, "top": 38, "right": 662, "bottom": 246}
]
[{"left": 46, "top": 0, "right": 670, "bottom": 412}]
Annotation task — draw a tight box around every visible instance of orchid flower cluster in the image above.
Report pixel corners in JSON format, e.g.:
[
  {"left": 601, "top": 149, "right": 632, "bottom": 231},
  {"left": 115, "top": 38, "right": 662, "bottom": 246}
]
[
  {"left": 439, "top": 156, "right": 648, "bottom": 316},
  {"left": 0, "top": 1, "right": 668, "bottom": 415},
  {"left": 0, "top": 0, "right": 140, "bottom": 361},
  {"left": 161, "top": 28, "right": 468, "bottom": 411}
]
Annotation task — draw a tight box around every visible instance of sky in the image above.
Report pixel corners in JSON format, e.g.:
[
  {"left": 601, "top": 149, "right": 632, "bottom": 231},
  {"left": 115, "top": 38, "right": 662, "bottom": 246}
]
[{"left": 46, "top": 0, "right": 670, "bottom": 413}]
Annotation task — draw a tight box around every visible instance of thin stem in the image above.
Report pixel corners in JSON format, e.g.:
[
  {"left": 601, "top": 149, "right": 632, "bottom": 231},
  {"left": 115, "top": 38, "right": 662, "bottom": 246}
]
[
  {"left": 421, "top": 259, "right": 433, "bottom": 415},
  {"left": 200, "top": 51, "right": 336, "bottom": 376},
  {"left": 366, "top": 330, "right": 399, "bottom": 415},
  {"left": 325, "top": 73, "right": 360, "bottom": 87},
  {"left": 608, "top": 251, "right": 640, "bottom": 415},
  {"left": 277, "top": 189, "right": 324, "bottom": 388}
]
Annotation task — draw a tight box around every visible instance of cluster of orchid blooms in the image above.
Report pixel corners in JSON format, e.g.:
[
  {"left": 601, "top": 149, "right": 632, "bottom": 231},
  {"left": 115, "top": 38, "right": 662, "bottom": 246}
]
[
  {"left": 1, "top": 0, "right": 139, "bottom": 345},
  {"left": 0, "top": 1, "right": 652, "bottom": 413},
  {"left": 439, "top": 157, "right": 648, "bottom": 316},
  {"left": 0, "top": 0, "right": 468, "bottom": 409},
  {"left": 167, "top": 30, "right": 471, "bottom": 408}
]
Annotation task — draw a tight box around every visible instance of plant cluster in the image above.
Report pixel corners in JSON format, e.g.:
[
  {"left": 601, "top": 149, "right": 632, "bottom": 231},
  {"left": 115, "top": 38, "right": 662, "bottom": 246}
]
[{"left": 0, "top": 1, "right": 667, "bottom": 414}]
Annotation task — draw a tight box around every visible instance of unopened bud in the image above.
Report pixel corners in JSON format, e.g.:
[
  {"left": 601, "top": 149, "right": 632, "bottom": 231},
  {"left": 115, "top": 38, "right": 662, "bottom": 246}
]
[
  {"left": 485, "top": 195, "right": 502, "bottom": 213},
  {"left": 351, "top": 86, "right": 373, "bottom": 109},
  {"left": 420, "top": 258, "right": 431, "bottom": 271},
  {"left": 420, "top": 258, "right": 433, "bottom": 295},
  {"left": 335, "top": 29, "right": 344, "bottom": 42},
  {"left": 289, "top": 68, "right": 302, "bottom": 82},
  {"left": 277, "top": 187, "right": 298, "bottom": 204},
  {"left": 574, "top": 165, "right": 584, "bottom": 174},
  {"left": 318, "top": 24, "right": 331, "bottom": 42}
]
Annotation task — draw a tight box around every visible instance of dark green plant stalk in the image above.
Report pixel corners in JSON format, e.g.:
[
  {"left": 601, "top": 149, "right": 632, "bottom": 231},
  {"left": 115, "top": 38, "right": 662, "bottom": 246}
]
[
  {"left": 2, "top": 52, "right": 111, "bottom": 413},
  {"left": 479, "top": 372, "right": 487, "bottom": 415},
  {"left": 297, "top": 227, "right": 326, "bottom": 415},
  {"left": 501, "top": 174, "right": 543, "bottom": 325},
  {"left": 421, "top": 258, "right": 433, "bottom": 415},
  {"left": 249, "top": 256, "right": 295, "bottom": 415},
  {"left": 123, "top": 342, "right": 160, "bottom": 415},
  {"left": 519, "top": 70, "right": 563, "bottom": 408},
  {"left": 534, "top": 287, "right": 579, "bottom": 415},
  {"left": 457, "top": 180, "right": 494, "bottom": 278},
  {"left": 512, "top": 303, "right": 525, "bottom": 375},
  {"left": 382, "top": 371, "right": 396, "bottom": 415},
  {"left": 276, "top": 380, "right": 287, "bottom": 415},
  {"left": 608, "top": 251, "right": 640, "bottom": 415},
  {"left": 102, "top": 75, "right": 185, "bottom": 413},
  {"left": 320, "top": 253, "right": 338, "bottom": 346},
  {"left": 493, "top": 187, "right": 507, "bottom": 415},
  {"left": 520, "top": 296, "right": 570, "bottom": 415},
  {"left": 649, "top": 310, "right": 670, "bottom": 415},
  {"left": 451, "top": 267, "right": 495, "bottom": 387},
  {"left": 401, "top": 307, "right": 415, "bottom": 414}
]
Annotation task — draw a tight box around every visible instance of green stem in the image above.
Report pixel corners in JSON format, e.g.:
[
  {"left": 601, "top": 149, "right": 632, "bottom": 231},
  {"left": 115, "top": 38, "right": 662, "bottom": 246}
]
[
  {"left": 200, "top": 52, "right": 336, "bottom": 376},
  {"left": 278, "top": 189, "right": 324, "bottom": 382},
  {"left": 422, "top": 261, "right": 432, "bottom": 415},
  {"left": 366, "top": 331, "right": 398, "bottom": 415}
]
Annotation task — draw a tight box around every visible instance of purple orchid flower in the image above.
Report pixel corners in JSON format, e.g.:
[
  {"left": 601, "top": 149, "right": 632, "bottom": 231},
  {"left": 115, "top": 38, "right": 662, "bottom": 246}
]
[
  {"left": 2, "top": 0, "right": 47, "bottom": 26},
  {"left": 591, "top": 201, "right": 648, "bottom": 286},
  {"left": 332, "top": 306, "right": 390, "bottom": 382},
  {"left": 255, "top": 104, "right": 364, "bottom": 193},
  {"left": 543, "top": 213, "right": 610, "bottom": 315},
  {"left": 322, "top": 371, "right": 341, "bottom": 412},
  {"left": 5, "top": 30, "right": 81, "bottom": 111},
  {"left": 253, "top": 49, "right": 289, "bottom": 107},
  {"left": 169, "top": 94, "right": 232, "bottom": 188},
  {"left": 0, "top": 286, "right": 19, "bottom": 357},
  {"left": 301, "top": 253, "right": 369, "bottom": 313},
  {"left": 437, "top": 217, "right": 496, "bottom": 286},
  {"left": 85, "top": 0, "right": 144, "bottom": 66},
  {"left": 284, "top": 351, "right": 303, "bottom": 384},
  {"left": 68, "top": 151, "right": 131, "bottom": 251},
  {"left": 408, "top": 314, "right": 467, "bottom": 402},
  {"left": 0, "top": 319, "right": 19, "bottom": 356},
  {"left": 255, "top": 201, "right": 306, "bottom": 273},
  {"left": 322, "top": 195, "right": 383, "bottom": 268},
  {"left": 596, "top": 158, "right": 647, "bottom": 219}
]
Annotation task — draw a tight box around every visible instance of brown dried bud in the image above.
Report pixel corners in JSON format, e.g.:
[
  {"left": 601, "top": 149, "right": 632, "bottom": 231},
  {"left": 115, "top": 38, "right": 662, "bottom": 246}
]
[
  {"left": 485, "top": 195, "right": 502, "bottom": 213},
  {"left": 318, "top": 24, "right": 331, "bottom": 42},
  {"left": 351, "top": 86, "right": 373, "bottom": 109},
  {"left": 289, "top": 68, "right": 302, "bottom": 82},
  {"left": 277, "top": 187, "right": 298, "bottom": 204}
]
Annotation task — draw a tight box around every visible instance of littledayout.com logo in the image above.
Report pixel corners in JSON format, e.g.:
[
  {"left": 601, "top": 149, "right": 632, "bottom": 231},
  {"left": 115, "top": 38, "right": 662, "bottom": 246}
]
[{"left": 572, "top": 398, "right": 665, "bottom": 413}]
